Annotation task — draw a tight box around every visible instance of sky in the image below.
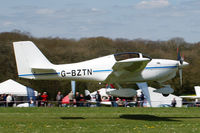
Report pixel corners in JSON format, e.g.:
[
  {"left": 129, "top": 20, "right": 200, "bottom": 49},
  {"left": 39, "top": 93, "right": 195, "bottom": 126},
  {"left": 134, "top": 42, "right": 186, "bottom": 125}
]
[{"left": 0, "top": 0, "right": 200, "bottom": 43}]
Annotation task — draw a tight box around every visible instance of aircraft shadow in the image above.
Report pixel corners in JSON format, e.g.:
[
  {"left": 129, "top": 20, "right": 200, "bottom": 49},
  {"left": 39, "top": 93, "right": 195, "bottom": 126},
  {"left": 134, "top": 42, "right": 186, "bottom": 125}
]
[
  {"left": 60, "top": 115, "right": 200, "bottom": 121},
  {"left": 60, "top": 117, "right": 85, "bottom": 120},
  {"left": 120, "top": 114, "right": 180, "bottom": 121}
]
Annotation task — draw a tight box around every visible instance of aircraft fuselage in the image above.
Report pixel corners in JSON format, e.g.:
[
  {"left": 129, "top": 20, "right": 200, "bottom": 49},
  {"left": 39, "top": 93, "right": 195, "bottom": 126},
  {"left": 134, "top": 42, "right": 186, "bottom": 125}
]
[{"left": 19, "top": 55, "right": 188, "bottom": 83}]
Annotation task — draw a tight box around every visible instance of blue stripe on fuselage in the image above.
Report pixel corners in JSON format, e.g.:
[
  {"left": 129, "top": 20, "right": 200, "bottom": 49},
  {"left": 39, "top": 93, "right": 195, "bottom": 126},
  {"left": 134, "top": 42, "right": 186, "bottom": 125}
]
[
  {"left": 18, "top": 72, "right": 60, "bottom": 77},
  {"left": 145, "top": 66, "right": 177, "bottom": 69},
  {"left": 93, "top": 66, "right": 177, "bottom": 72},
  {"left": 93, "top": 70, "right": 112, "bottom": 72},
  {"left": 18, "top": 66, "right": 177, "bottom": 77}
]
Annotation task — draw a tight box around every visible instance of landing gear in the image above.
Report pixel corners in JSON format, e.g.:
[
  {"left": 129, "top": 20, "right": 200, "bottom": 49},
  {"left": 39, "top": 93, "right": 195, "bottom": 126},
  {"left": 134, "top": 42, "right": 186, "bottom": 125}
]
[
  {"left": 162, "top": 94, "right": 169, "bottom": 97},
  {"left": 111, "top": 83, "right": 137, "bottom": 97},
  {"left": 153, "top": 84, "right": 174, "bottom": 96}
]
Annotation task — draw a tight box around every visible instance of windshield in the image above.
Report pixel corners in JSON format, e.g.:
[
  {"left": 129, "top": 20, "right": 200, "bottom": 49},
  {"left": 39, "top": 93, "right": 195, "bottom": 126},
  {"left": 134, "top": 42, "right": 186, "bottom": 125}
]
[
  {"left": 114, "top": 52, "right": 151, "bottom": 61},
  {"left": 114, "top": 52, "right": 140, "bottom": 61}
]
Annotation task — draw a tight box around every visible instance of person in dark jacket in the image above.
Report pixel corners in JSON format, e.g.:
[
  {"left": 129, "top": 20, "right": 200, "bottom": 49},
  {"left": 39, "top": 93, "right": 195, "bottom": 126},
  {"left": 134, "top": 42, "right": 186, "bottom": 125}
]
[
  {"left": 85, "top": 94, "right": 91, "bottom": 107},
  {"left": 75, "top": 92, "right": 80, "bottom": 107},
  {"left": 95, "top": 91, "right": 101, "bottom": 107},
  {"left": 171, "top": 98, "right": 177, "bottom": 107},
  {"left": 36, "top": 93, "right": 42, "bottom": 107},
  {"left": 79, "top": 94, "right": 85, "bottom": 107}
]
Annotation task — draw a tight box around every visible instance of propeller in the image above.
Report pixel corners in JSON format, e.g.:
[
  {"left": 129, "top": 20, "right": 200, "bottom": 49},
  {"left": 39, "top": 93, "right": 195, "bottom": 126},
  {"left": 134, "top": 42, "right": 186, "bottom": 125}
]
[
  {"left": 179, "top": 69, "right": 182, "bottom": 86},
  {"left": 177, "top": 48, "right": 184, "bottom": 86}
]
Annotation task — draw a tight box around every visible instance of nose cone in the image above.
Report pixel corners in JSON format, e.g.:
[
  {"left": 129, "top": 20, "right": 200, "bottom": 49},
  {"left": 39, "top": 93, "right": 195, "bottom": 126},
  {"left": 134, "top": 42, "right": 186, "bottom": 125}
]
[
  {"left": 178, "top": 61, "right": 189, "bottom": 68},
  {"left": 182, "top": 61, "right": 189, "bottom": 67},
  {"left": 177, "top": 60, "right": 189, "bottom": 68}
]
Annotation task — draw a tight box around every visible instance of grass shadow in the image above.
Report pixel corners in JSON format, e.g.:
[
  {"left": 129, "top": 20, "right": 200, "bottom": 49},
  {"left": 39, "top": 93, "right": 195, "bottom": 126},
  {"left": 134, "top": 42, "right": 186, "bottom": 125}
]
[{"left": 120, "top": 114, "right": 180, "bottom": 121}]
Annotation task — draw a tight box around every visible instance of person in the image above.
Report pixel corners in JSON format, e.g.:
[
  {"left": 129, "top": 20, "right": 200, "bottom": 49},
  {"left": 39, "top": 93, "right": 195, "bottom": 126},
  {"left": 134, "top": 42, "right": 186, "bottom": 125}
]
[
  {"left": 56, "top": 91, "right": 63, "bottom": 107},
  {"left": 10, "top": 94, "right": 15, "bottom": 107},
  {"left": 3, "top": 94, "right": 7, "bottom": 107},
  {"left": 140, "top": 92, "right": 144, "bottom": 107},
  {"left": 36, "top": 93, "right": 42, "bottom": 107},
  {"left": 41, "top": 92, "right": 48, "bottom": 107},
  {"left": 79, "top": 94, "right": 85, "bottom": 107},
  {"left": 133, "top": 96, "right": 138, "bottom": 107},
  {"left": 109, "top": 95, "right": 115, "bottom": 107},
  {"left": 75, "top": 92, "right": 80, "bottom": 107},
  {"left": 113, "top": 97, "right": 118, "bottom": 107},
  {"left": 137, "top": 91, "right": 142, "bottom": 107},
  {"left": 95, "top": 91, "right": 101, "bottom": 107},
  {"left": 85, "top": 94, "right": 91, "bottom": 107},
  {"left": 123, "top": 99, "right": 128, "bottom": 107},
  {"left": 6, "top": 94, "right": 12, "bottom": 107},
  {"left": 68, "top": 91, "right": 74, "bottom": 107},
  {"left": 171, "top": 98, "right": 177, "bottom": 107},
  {"left": 195, "top": 99, "right": 200, "bottom": 107},
  {"left": 116, "top": 98, "right": 123, "bottom": 107},
  {"left": 0, "top": 94, "right": 4, "bottom": 107},
  {"left": 29, "top": 97, "right": 35, "bottom": 107}
]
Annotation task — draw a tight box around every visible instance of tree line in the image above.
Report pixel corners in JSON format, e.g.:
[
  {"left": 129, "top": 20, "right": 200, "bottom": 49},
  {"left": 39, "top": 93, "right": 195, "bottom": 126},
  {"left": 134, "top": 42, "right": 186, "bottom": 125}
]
[{"left": 0, "top": 30, "right": 199, "bottom": 100}]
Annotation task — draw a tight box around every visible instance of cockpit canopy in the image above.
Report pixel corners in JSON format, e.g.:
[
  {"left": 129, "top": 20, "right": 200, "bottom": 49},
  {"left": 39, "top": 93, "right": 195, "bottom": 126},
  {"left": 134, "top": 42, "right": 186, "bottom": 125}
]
[{"left": 114, "top": 52, "right": 151, "bottom": 61}]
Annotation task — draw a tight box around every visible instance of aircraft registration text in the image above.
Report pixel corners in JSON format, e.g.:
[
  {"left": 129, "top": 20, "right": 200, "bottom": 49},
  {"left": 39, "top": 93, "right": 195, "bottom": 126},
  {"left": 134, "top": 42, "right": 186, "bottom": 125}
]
[{"left": 61, "top": 69, "right": 92, "bottom": 77}]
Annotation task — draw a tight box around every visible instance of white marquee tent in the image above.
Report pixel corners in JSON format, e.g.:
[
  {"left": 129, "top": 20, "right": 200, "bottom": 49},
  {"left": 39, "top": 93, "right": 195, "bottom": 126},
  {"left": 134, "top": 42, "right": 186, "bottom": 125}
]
[{"left": 0, "top": 79, "right": 37, "bottom": 96}]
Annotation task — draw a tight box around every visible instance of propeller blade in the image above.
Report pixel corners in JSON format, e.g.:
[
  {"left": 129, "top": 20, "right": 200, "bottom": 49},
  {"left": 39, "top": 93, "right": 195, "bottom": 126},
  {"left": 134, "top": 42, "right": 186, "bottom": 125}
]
[
  {"left": 177, "top": 48, "right": 181, "bottom": 60},
  {"left": 177, "top": 47, "right": 183, "bottom": 65},
  {"left": 177, "top": 48, "right": 187, "bottom": 86},
  {"left": 179, "top": 69, "right": 183, "bottom": 86}
]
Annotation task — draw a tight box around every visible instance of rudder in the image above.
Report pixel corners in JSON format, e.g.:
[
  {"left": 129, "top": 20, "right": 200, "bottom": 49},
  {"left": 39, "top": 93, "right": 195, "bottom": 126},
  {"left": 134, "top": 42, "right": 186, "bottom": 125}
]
[
  {"left": 194, "top": 86, "right": 200, "bottom": 97},
  {"left": 13, "top": 41, "right": 52, "bottom": 79}
]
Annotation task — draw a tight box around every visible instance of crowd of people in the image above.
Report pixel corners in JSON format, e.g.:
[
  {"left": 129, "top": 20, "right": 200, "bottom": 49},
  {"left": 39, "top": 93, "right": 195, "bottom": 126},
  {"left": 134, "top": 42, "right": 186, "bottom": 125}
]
[
  {"left": 36, "top": 92, "right": 49, "bottom": 107},
  {"left": 0, "top": 92, "right": 50, "bottom": 107},
  {"left": 53, "top": 90, "right": 147, "bottom": 107},
  {"left": 59, "top": 91, "right": 92, "bottom": 107},
  {"left": 0, "top": 90, "right": 147, "bottom": 107},
  {"left": 0, "top": 90, "right": 178, "bottom": 107},
  {"left": 35, "top": 90, "right": 132, "bottom": 107},
  {"left": 0, "top": 94, "right": 15, "bottom": 107}
]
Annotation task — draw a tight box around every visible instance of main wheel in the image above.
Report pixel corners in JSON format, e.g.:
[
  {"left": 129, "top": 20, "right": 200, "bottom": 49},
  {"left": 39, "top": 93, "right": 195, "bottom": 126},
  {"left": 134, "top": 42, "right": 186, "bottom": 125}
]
[{"left": 162, "top": 94, "right": 169, "bottom": 97}]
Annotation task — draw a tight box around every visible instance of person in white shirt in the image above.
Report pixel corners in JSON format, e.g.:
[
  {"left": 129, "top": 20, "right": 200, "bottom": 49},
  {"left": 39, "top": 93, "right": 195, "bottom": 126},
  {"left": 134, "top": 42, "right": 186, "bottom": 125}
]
[{"left": 6, "top": 94, "right": 12, "bottom": 107}]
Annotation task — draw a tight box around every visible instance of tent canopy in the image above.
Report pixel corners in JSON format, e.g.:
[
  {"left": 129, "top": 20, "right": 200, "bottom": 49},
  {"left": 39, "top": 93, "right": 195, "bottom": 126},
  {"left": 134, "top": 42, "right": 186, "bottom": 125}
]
[{"left": 0, "top": 79, "right": 37, "bottom": 97}]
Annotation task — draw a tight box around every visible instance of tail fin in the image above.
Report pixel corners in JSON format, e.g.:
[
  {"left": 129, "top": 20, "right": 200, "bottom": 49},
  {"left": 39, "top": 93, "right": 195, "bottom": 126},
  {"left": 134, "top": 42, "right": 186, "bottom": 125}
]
[
  {"left": 13, "top": 41, "right": 53, "bottom": 79},
  {"left": 194, "top": 86, "right": 200, "bottom": 97}
]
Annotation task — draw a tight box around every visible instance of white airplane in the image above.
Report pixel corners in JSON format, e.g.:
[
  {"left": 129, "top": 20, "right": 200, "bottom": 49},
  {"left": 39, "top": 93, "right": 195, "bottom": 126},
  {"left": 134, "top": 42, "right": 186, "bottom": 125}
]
[
  {"left": 85, "top": 88, "right": 115, "bottom": 106},
  {"left": 13, "top": 41, "right": 189, "bottom": 106},
  {"left": 85, "top": 88, "right": 142, "bottom": 106},
  {"left": 180, "top": 86, "right": 200, "bottom": 99}
]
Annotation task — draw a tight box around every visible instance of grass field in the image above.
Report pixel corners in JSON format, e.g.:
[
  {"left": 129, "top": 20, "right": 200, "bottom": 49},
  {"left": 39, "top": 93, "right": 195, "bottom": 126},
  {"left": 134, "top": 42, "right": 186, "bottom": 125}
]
[{"left": 0, "top": 107, "right": 200, "bottom": 133}]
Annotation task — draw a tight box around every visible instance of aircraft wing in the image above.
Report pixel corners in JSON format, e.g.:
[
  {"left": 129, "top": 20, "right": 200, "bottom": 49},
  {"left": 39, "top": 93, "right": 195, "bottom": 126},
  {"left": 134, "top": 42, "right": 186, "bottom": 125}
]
[{"left": 106, "top": 58, "right": 150, "bottom": 83}]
